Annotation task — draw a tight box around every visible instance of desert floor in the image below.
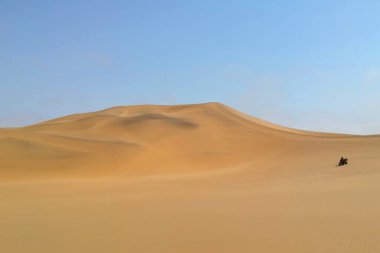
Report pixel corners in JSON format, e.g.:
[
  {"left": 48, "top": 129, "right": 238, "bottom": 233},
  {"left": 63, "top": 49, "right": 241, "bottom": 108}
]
[{"left": 1, "top": 103, "right": 380, "bottom": 252}]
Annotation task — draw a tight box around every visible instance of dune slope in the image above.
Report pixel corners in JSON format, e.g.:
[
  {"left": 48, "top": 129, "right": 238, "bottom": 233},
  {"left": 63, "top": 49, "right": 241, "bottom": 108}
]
[
  {"left": 1, "top": 102, "right": 380, "bottom": 253},
  {"left": 0, "top": 102, "right": 365, "bottom": 180}
]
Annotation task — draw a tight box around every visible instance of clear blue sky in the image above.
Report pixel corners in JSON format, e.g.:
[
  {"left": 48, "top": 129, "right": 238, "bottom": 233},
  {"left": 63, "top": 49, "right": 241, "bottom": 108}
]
[{"left": 1, "top": 0, "right": 380, "bottom": 134}]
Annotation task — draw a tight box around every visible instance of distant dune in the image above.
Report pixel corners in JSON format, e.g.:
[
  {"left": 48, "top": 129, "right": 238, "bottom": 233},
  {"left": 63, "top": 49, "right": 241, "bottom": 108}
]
[
  {"left": 0, "top": 102, "right": 372, "bottom": 180},
  {"left": 1, "top": 103, "right": 380, "bottom": 253}
]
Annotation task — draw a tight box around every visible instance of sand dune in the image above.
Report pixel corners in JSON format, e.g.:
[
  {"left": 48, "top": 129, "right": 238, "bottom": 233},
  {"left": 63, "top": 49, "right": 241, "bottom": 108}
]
[{"left": 1, "top": 102, "right": 380, "bottom": 252}]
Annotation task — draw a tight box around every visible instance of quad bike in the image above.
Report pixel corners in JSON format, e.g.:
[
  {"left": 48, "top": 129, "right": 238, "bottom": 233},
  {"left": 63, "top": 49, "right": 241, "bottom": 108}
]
[{"left": 338, "top": 158, "right": 348, "bottom": 166}]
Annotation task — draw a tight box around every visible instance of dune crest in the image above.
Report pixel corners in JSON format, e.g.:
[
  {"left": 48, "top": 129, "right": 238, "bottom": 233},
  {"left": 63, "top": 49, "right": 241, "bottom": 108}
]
[{"left": 0, "top": 102, "right": 378, "bottom": 180}]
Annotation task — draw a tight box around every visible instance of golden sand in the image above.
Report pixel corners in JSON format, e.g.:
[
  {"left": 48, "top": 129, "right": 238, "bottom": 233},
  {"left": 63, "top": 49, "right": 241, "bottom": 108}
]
[{"left": 1, "top": 103, "right": 380, "bottom": 252}]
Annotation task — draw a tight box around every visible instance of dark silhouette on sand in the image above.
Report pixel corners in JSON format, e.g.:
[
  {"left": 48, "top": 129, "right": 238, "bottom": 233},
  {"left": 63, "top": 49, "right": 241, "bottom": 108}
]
[{"left": 338, "top": 157, "right": 348, "bottom": 166}]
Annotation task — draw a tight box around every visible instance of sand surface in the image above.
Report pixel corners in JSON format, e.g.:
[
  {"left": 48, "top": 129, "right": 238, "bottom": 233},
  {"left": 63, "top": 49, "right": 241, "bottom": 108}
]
[{"left": 1, "top": 102, "right": 380, "bottom": 252}]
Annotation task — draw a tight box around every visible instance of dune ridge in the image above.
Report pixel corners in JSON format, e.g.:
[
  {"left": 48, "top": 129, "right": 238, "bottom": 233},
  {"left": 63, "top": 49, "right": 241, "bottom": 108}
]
[{"left": 0, "top": 102, "right": 379, "bottom": 181}]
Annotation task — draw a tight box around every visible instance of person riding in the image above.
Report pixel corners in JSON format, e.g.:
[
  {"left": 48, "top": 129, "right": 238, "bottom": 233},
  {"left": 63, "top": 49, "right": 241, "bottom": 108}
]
[{"left": 339, "top": 157, "right": 348, "bottom": 166}]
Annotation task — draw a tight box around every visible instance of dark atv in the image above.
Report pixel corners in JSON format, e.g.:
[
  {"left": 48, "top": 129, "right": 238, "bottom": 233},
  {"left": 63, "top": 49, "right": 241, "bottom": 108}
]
[{"left": 338, "top": 157, "right": 348, "bottom": 166}]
